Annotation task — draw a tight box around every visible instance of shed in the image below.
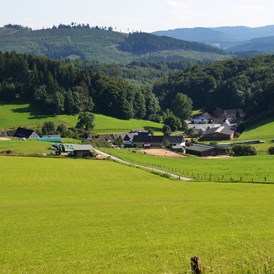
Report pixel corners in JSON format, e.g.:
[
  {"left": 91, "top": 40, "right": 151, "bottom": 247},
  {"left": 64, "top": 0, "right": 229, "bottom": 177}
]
[
  {"left": 186, "top": 144, "right": 226, "bottom": 157},
  {"left": 14, "top": 127, "right": 40, "bottom": 139},
  {"left": 71, "top": 144, "right": 94, "bottom": 158}
]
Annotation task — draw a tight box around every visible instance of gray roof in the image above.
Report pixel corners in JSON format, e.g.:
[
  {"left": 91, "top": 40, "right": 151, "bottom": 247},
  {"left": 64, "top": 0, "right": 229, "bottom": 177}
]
[
  {"left": 188, "top": 124, "right": 221, "bottom": 132},
  {"left": 194, "top": 112, "right": 212, "bottom": 119},
  {"left": 165, "top": 136, "right": 184, "bottom": 143},
  {"left": 132, "top": 135, "right": 163, "bottom": 143},
  {"left": 203, "top": 125, "right": 235, "bottom": 136},
  {"left": 41, "top": 135, "right": 61, "bottom": 138},
  {"left": 132, "top": 135, "right": 184, "bottom": 145},
  {"left": 186, "top": 144, "right": 215, "bottom": 153},
  {"left": 14, "top": 127, "right": 39, "bottom": 139},
  {"left": 71, "top": 144, "right": 93, "bottom": 151}
]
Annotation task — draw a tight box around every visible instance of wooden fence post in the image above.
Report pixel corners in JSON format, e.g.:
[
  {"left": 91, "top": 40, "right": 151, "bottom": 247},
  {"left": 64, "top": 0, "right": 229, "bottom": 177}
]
[{"left": 190, "top": 256, "right": 202, "bottom": 274}]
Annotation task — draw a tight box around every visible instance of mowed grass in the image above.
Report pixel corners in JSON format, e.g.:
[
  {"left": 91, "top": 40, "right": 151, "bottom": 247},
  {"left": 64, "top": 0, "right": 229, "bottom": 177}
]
[
  {"left": 235, "top": 117, "right": 274, "bottom": 154},
  {"left": 0, "top": 156, "right": 273, "bottom": 273},
  {"left": 101, "top": 148, "right": 274, "bottom": 183},
  {"left": 0, "top": 138, "right": 81, "bottom": 155},
  {"left": 0, "top": 139, "right": 51, "bottom": 155},
  {"left": 238, "top": 117, "right": 274, "bottom": 141},
  {"left": 0, "top": 103, "right": 162, "bottom": 133}
]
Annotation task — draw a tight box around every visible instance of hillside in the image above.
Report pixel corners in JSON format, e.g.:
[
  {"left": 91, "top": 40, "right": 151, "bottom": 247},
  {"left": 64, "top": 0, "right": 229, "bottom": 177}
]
[
  {"left": 0, "top": 103, "right": 162, "bottom": 133},
  {"left": 153, "top": 25, "right": 274, "bottom": 50},
  {"left": 153, "top": 27, "right": 237, "bottom": 48},
  {"left": 228, "top": 36, "right": 274, "bottom": 52},
  {"left": 0, "top": 25, "right": 227, "bottom": 64},
  {"left": 0, "top": 27, "right": 131, "bottom": 64}
]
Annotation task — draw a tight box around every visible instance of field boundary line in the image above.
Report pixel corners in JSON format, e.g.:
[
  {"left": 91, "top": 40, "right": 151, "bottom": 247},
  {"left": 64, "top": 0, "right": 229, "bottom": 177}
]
[{"left": 95, "top": 149, "right": 193, "bottom": 181}]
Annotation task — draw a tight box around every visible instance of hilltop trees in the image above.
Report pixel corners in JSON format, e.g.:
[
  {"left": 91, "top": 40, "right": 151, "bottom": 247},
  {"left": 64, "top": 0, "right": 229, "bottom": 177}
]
[{"left": 154, "top": 55, "right": 274, "bottom": 119}]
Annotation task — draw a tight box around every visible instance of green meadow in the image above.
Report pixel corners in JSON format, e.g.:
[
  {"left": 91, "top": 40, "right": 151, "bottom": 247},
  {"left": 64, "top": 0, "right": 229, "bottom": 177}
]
[
  {"left": 0, "top": 138, "right": 82, "bottom": 155},
  {"left": 101, "top": 148, "right": 274, "bottom": 183},
  {"left": 235, "top": 117, "right": 274, "bottom": 154},
  {"left": 0, "top": 156, "right": 273, "bottom": 273},
  {"left": 0, "top": 103, "right": 162, "bottom": 133},
  {"left": 238, "top": 117, "right": 274, "bottom": 141}
]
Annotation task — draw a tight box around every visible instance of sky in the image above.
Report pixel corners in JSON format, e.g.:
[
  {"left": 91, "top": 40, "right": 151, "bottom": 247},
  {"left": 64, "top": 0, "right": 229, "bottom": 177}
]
[{"left": 1, "top": 0, "right": 274, "bottom": 32}]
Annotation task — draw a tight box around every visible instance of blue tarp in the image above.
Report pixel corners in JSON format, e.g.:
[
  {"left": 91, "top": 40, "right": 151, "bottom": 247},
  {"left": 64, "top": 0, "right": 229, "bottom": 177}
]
[{"left": 38, "top": 137, "right": 62, "bottom": 143}]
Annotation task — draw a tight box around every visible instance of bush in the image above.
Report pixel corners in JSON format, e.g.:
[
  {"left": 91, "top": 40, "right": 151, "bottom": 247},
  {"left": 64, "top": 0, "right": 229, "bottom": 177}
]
[
  {"left": 231, "top": 144, "right": 257, "bottom": 156},
  {"left": 268, "top": 146, "right": 274, "bottom": 155}
]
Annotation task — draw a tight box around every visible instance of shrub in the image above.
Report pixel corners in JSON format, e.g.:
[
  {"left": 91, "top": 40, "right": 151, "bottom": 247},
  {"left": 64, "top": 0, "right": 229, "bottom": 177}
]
[
  {"left": 231, "top": 144, "right": 257, "bottom": 156},
  {"left": 268, "top": 146, "right": 274, "bottom": 155}
]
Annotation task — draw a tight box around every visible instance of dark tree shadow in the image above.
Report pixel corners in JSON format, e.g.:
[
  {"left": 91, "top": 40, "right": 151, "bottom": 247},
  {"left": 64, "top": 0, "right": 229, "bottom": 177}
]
[{"left": 10, "top": 103, "right": 56, "bottom": 120}]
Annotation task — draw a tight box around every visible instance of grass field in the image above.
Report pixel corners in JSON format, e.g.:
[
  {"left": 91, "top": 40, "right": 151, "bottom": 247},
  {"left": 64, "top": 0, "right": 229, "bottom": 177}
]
[
  {"left": 0, "top": 156, "right": 273, "bottom": 273},
  {"left": 101, "top": 148, "right": 274, "bottom": 183},
  {"left": 238, "top": 117, "right": 274, "bottom": 142},
  {"left": 234, "top": 117, "right": 274, "bottom": 154},
  {"left": 0, "top": 103, "right": 162, "bottom": 133},
  {"left": 0, "top": 138, "right": 82, "bottom": 155}
]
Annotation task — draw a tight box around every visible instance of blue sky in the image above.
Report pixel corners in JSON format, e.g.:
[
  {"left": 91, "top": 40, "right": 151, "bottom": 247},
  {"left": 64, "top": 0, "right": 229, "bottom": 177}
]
[{"left": 1, "top": 0, "right": 274, "bottom": 32}]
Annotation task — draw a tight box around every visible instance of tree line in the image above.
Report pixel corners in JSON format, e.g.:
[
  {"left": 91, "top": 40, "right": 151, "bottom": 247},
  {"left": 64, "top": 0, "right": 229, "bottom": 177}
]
[{"left": 0, "top": 51, "right": 160, "bottom": 120}]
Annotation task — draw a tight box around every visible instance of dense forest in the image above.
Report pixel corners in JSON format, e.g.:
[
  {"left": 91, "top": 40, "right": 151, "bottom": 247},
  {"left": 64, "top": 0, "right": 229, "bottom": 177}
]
[
  {"left": 0, "top": 51, "right": 160, "bottom": 120},
  {"left": 118, "top": 32, "right": 225, "bottom": 55},
  {"left": 153, "top": 55, "right": 274, "bottom": 119}
]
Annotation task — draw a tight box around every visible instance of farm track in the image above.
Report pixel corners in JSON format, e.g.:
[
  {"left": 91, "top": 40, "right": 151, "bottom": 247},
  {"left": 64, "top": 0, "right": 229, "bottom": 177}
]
[{"left": 95, "top": 149, "right": 193, "bottom": 181}]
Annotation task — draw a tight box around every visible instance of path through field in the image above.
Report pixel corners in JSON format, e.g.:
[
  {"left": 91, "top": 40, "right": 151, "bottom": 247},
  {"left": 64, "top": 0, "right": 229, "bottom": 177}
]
[{"left": 95, "top": 149, "right": 193, "bottom": 181}]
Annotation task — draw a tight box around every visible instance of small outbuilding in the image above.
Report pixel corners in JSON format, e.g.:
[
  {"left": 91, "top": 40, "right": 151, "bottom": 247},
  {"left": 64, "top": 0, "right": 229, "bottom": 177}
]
[
  {"left": 186, "top": 144, "right": 226, "bottom": 157},
  {"left": 14, "top": 127, "right": 40, "bottom": 139},
  {"left": 71, "top": 144, "right": 94, "bottom": 158}
]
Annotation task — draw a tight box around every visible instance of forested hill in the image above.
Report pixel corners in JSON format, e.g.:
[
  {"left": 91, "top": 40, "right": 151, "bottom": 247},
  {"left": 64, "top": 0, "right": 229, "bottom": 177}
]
[
  {"left": 228, "top": 36, "right": 274, "bottom": 53},
  {"left": 0, "top": 24, "right": 227, "bottom": 64},
  {"left": 153, "top": 25, "right": 274, "bottom": 50},
  {"left": 0, "top": 51, "right": 160, "bottom": 120},
  {"left": 153, "top": 55, "right": 274, "bottom": 120},
  {"left": 118, "top": 32, "right": 225, "bottom": 54}
]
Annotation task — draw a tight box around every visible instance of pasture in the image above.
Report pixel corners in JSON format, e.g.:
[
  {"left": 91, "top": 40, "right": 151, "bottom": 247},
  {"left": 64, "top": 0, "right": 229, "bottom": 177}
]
[
  {"left": 0, "top": 156, "right": 273, "bottom": 273},
  {"left": 101, "top": 148, "right": 274, "bottom": 183},
  {"left": 236, "top": 117, "right": 274, "bottom": 154},
  {"left": 0, "top": 103, "right": 162, "bottom": 133},
  {"left": 238, "top": 117, "right": 274, "bottom": 141}
]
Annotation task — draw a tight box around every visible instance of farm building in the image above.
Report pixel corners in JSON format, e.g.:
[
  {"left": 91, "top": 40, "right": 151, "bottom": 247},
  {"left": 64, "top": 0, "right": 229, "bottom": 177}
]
[
  {"left": 0, "top": 131, "right": 8, "bottom": 137},
  {"left": 187, "top": 123, "right": 221, "bottom": 134},
  {"left": 199, "top": 125, "right": 235, "bottom": 141},
  {"left": 132, "top": 134, "right": 185, "bottom": 149},
  {"left": 186, "top": 144, "right": 226, "bottom": 157},
  {"left": 14, "top": 127, "right": 40, "bottom": 139},
  {"left": 111, "top": 131, "right": 140, "bottom": 147},
  {"left": 71, "top": 144, "right": 94, "bottom": 158},
  {"left": 192, "top": 112, "right": 213, "bottom": 124}
]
